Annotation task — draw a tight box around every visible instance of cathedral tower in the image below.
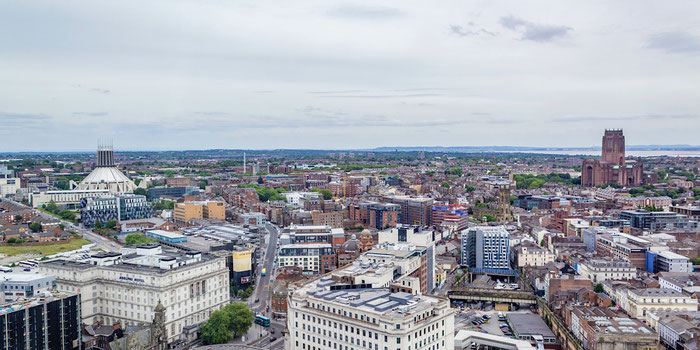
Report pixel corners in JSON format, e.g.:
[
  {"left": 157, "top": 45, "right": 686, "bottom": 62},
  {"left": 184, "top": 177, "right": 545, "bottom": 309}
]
[{"left": 601, "top": 129, "right": 625, "bottom": 165}]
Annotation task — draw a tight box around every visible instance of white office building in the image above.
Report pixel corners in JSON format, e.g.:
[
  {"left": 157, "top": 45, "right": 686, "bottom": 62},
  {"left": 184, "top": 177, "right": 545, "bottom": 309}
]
[
  {"left": 626, "top": 288, "right": 699, "bottom": 322},
  {"left": 286, "top": 276, "right": 454, "bottom": 350},
  {"left": 38, "top": 243, "right": 229, "bottom": 344},
  {"left": 656, "top": 251, "right": 693, "bottom": 273},
  {"left": 577, "top": 259, "right": 636, "bottom": 283}
]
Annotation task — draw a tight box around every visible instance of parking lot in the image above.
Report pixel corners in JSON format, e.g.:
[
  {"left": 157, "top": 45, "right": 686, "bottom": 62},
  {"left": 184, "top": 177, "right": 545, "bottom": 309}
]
[{"left": 453, "top": 305, "right": 537, "bottom": 339}]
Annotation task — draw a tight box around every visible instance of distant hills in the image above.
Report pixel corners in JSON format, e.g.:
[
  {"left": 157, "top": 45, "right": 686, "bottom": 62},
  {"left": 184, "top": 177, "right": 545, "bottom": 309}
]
[{"left": 368, "top": 145, "right": 700, "bottom": 152}]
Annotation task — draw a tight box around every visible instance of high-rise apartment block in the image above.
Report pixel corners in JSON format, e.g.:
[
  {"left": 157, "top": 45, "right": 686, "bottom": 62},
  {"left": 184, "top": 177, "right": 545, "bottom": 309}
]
[
  {"left": 461, "top": 226, "right": 510, "bottom": 270},
  {"left": 0, "top": 292, "right": 81, "bottom": 350}
]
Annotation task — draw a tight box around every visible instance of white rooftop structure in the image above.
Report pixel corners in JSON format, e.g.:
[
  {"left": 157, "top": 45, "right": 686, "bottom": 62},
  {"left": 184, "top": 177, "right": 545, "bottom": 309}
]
[{"left": 76, "top": 143, "right": 136, "bottom": 194}]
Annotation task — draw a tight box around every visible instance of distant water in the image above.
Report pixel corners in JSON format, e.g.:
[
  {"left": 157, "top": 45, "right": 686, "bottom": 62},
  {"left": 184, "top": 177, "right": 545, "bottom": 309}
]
[{"left": 500, "top": 150, "right": 700, "bottom": 157}]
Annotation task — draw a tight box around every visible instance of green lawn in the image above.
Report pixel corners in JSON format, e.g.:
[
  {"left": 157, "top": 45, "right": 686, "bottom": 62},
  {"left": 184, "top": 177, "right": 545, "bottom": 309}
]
[{"left": 0, "top": 239, "right": 91, "bottom": 257}]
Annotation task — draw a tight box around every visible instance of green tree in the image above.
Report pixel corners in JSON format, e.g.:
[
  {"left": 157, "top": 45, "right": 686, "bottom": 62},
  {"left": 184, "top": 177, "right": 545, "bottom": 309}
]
[
  {"left": 29, "top": 222, "right": 42, "bottom": 232},
  {"left": 45, "top": 200, "right": 58, "bottom": 213},
  {"left": 200, "top": 309, "right": 233, "bottom": 344},
  {"left": 441, "top": 181, "right": 450, "bottom": 188},
  {"left": 310, "top": 188, "right": 333, "bottom": 200},
  {"left": 594, "top": 283, "right": 604, "bottom": 293},
  {"left": 134, "top": 188, "right": 147, "bottom": 196},
  {"left": 105, "top": 220, "right": 117, "bottom": 229},
  {"left": 199, "top": 179, "right": 209, "bottom": 189},
  {"left": 13, "top": 215, "right": 22, "bottom": 222},
  {"left": 125, "top": 233, "right": 157, "bottom": 245},
  {"left": 58, "top": 210, "right": 76, "bottom": 221},
  {"left": 223, "top": 302, "right": 255, "bottom": 338},
  {"left": 483, "top": 214, "right": 498, "bottom": 222},
  {"left": 94, "top": 221, "right": 103, "bottom": 229}
]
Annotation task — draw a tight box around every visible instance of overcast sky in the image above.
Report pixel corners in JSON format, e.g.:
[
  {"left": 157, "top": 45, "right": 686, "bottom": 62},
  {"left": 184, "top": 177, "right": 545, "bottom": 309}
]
[{"left": 1, "top": 1, "right": 699, "bottom": 151}]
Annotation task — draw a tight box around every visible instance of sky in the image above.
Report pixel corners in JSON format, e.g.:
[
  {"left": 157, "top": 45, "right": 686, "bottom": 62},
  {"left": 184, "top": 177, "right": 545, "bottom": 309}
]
[{"left": 1, "top": 1, "right": 700, "bottom": 151}]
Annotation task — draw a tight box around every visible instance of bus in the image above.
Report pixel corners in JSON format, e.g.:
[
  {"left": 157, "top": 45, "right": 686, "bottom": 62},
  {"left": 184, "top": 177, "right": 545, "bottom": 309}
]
[
  {"left": 0, "top": 266, "right": 12, "bottom": 273},
  {"left": 255, "top": 314, "right": 270, "bottom": 327},
  {"left": 19, "top": 261, "right": 38, "bottom": 269},
  {"left": 261, "top": 268, "right": 266, "bottom": 276}
]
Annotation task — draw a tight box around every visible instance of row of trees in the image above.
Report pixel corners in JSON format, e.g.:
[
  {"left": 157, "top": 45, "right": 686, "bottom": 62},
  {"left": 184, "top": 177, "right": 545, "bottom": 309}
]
[
  {"left": 41, "top": 200, "right": 76, "bottom": 222},
  {"left": 200, "top": 302, "right": 255, "bottom": 345},
  {"left": 513, "top": 173, "right": 581, "bottom": 189},
  {"left": 94, "top": 220, "right": 118, "bottom": 230},
  {"left": 240, "top": 184, "right": 287, "bottom": 202}
]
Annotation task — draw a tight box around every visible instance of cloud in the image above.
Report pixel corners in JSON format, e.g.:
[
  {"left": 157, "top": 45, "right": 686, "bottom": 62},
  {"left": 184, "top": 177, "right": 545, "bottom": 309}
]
[
  {"left": 646, "top": 31, "right": 700, "bottom": 54},
  {"left": 499, "top": 15, "right": 571, "bottom": 42},
  {"left": 73, "top": 112, "right": 109, "bottom": 116},
  {"left": 552, "top": 114, "right": 697, "bottom": 123},
  {"left": 0, "top": 112, "right": 50, "bottom": 121},
  {"left": 90, "top": 88, "right": 111, "bottom": 94},
  {"left": 0, "top": 112, "right": 51, "bottom": 129},
  {"left": 450, "top": 24, "right": 495, "bottom": 37},
  {"left": 327, "top": 5, "right": 403, "bottom": 20},
  {"left": 318, "top": 93, "right": 442, "bottom": 98},
  {"left": 308, "top": 90, "right": 367, "bottom": 94},
  {"left": 194, "top": 111, "right": 231, "bottom": 116}
]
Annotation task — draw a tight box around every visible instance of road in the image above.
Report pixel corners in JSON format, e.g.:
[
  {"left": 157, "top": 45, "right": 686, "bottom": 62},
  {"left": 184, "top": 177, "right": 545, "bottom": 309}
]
[
  {"left": 250, "top": 222, "right": 279, "bottom": 311},
  {"left": 245, "top": 221, "right": 286, "bottom": 345}
]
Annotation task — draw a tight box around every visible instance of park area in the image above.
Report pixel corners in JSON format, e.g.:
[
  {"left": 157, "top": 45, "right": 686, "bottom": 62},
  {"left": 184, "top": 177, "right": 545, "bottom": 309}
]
[{"left": 0, "top": 238, "right": 90, "bottom": 257}]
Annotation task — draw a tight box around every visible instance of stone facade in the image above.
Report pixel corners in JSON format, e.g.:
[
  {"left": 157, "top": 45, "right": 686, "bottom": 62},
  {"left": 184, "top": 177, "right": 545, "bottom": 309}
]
[{"left": 582, "top": 129, "right": 649, "bottom": 187}]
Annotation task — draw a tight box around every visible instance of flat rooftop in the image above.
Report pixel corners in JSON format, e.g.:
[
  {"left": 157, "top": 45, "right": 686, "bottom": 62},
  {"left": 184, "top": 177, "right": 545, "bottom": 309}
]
[
  {"left": 147, "top": 230, "right": 186, "bottom": 239},
  {"left": 507, "top": 313, "right": 556, "bottom": 338},
  {"left": 296, "top": 276, "right": 444, "bottom": 319}
]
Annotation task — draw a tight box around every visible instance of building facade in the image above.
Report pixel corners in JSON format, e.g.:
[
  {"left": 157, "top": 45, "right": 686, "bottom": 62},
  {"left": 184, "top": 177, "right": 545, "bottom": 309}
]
[
  {"left": 0, "top": 292, "right": 81, "bottom": 350},
  {"left": 286, "top": 277, "right": 454, "bottom": 350},
  {"left": 582, "top": 130, "right": 649, "bottom": 187},
  {"left": 516, "top": 245, "right": 555, "bottom": 267},
  {"left": 619, "top": 209, "right": 696, "bottom": 232},
  {"left": 278, "top": 243, "right": 336, "bottom": 274},
  {"left": 577, "top": 259, "right": 636, "bottom": 283},
  {"left": 38, "top": 244, "right": 229, "bottom": 344},
  {"left": 626, "top": 288, "right": 699, "bottom": 322},
  {"left": 461, "top": 226, "right": 510, "bottom": 271},
  {"left": 173, "top": 200, "right": 225, "bottom": 225},
  {"left": 80, "top": 194, "right": 153, "bottom": 227}
]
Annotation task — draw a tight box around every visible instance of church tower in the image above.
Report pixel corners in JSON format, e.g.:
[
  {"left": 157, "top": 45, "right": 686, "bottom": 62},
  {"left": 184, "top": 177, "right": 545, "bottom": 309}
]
[{"left": 601, "top": 129, "right": 625, "bottom": 165}]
